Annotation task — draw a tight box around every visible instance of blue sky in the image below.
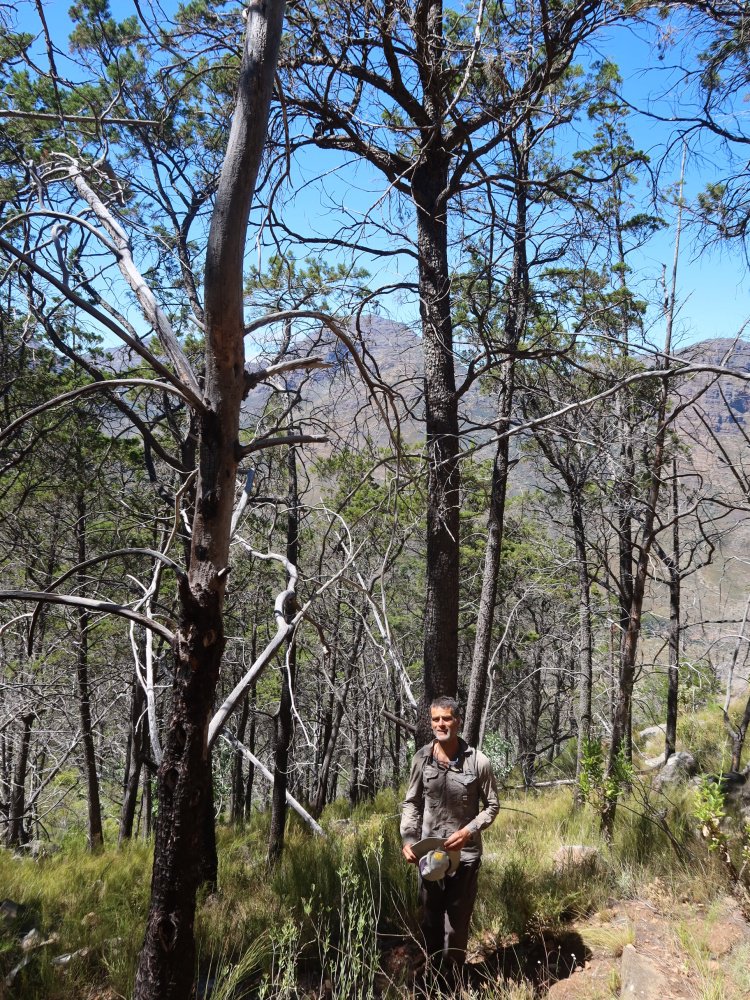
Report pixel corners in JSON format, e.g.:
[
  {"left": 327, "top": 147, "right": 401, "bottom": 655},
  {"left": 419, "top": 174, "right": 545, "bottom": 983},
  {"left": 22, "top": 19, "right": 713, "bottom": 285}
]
[{"left": 9, "top": 0, "right": 750, "bottom": 351}]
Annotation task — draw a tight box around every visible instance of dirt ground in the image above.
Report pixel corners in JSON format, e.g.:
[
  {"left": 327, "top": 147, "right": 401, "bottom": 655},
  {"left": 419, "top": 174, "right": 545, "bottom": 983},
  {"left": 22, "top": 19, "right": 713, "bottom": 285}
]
[
  {"left": 380, "top": 891, "right": 750, "bottom": 998},
  {"left": 539, "top": 892, "right": 750, "bottom": 1000}
]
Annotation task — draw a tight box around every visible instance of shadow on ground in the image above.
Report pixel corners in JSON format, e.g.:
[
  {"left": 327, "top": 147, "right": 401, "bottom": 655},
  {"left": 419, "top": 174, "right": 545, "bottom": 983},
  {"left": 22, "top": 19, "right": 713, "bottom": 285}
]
[{"left": 379, "top": 928, "right": 591, "bottom": 995}]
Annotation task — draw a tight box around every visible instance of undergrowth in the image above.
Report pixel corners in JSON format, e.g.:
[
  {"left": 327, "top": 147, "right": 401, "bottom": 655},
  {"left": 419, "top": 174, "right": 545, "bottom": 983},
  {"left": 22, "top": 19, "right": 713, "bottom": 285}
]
[{"left": 0, "top": 779, "right": 741, "bottom": 999}]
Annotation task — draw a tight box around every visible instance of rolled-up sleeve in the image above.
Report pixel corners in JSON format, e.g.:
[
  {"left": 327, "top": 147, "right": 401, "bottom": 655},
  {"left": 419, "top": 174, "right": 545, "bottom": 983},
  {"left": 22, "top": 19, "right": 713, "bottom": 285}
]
[
  {"left": 400, "top": 753, "right": 424, "bottom": 846},
  {"left": 466, "top": 751, "right": 499, "bottom": 835}
]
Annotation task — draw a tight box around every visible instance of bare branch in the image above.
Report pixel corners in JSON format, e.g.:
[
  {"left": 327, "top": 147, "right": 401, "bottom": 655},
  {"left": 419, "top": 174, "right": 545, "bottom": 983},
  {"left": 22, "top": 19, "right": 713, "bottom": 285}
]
[
  {"left": 0, "top": 234, "right": 207, "bottom": 414},
  {"left": 220, "top": 733, "right": 325, "bottom": 836},
  {"left": 27, "top": 548, "right": 185, "bottom": 655},
  {"left": 0, "top": 378, "right": 196, "bottom": 447},
  {"left": 0, "top": 591, "right": 174, "bottom": 643},
  {"left": 238, "top": 432, "right": 328, "bottom": 456},
  {"left": 67, "top": 164, "right": 201, "bottom": 398},
  {"left": 0, "top": 109, "right": 161, "bottom": 127}
]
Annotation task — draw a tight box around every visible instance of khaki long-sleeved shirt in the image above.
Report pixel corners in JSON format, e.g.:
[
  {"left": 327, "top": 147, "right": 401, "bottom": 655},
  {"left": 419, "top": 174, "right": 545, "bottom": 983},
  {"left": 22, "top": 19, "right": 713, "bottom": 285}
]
[{"left": 400, "top": 738, "right": 500, "bottom": 860}]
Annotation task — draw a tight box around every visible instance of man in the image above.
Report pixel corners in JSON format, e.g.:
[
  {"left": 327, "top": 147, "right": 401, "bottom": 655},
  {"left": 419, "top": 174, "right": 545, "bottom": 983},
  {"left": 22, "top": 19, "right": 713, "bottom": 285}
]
[{"left": 401, "top": 696, "right": 499, "bottom": 973}]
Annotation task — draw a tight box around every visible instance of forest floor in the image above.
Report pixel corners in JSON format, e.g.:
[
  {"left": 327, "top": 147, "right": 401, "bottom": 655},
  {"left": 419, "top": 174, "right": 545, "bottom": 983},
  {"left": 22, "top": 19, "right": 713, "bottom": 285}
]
[
  {"left": 523, "top": 890, "right": 750, "bottom": 1000},
  {"left": 378, "top": 890, "right": 750, "bottom": 999}
]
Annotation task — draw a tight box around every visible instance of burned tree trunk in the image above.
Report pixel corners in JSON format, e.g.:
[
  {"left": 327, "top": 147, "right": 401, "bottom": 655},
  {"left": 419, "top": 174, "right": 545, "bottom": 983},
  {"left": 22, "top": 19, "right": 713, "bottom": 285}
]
[
  {"left": 133, "top": 2, "right": 286, "bottom": 995},
  {"left": 120, "top": 669, "right": 149, "bottom": 843},
  {"left": 268, "top": 443, "right": 299, "bottom": 865},
  {"left": 6, "top": 713, "right": 34, "bottom": 848},
  {"left": 75, "top": 489, "right": 104, "bottom": 852}
]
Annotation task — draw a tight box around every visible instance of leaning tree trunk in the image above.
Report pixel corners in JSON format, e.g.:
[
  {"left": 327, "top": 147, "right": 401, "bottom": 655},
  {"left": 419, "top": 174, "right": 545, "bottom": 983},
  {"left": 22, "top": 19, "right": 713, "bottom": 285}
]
[
  {"left": 230, "top": 694, "right": 249, "bottom": 824},
  {"left": 133, "top": 3, "right": 286, "bottom": 996},
  {"left": 120, "top": 668, "right": 148, "bottom": 843}
]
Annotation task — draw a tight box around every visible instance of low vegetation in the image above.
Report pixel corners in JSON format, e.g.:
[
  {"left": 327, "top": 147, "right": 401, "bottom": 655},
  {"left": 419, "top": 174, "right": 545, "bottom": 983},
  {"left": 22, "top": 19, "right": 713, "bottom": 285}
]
[{"left": 2, "top": 719, "right": 749, "bottom": 1000}]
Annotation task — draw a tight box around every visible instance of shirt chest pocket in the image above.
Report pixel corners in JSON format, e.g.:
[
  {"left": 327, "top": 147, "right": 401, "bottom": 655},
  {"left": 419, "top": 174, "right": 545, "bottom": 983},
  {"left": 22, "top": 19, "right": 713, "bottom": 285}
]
[
  {"left": 423, "top": 764, "right": 442, "bottom": 789},
  {"left": 449, "top": 771, "right": 478, "bottom": 810}
]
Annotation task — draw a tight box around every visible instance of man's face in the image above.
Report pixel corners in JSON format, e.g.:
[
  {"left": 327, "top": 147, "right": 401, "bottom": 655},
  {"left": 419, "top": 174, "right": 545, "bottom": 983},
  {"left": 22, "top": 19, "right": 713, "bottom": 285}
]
[{"left": 430, "top": 706, "right": 460, "bottom": 743}]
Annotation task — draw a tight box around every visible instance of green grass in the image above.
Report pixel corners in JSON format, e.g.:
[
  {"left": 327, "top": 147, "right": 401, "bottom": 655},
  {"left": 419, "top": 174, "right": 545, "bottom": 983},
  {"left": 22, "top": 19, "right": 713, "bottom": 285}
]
[
  {"left": 0, "top": 837, "right": 152, "bottom": 998},
  {"left": 0, "top": 775, "right": 743, "bottom": 999}
]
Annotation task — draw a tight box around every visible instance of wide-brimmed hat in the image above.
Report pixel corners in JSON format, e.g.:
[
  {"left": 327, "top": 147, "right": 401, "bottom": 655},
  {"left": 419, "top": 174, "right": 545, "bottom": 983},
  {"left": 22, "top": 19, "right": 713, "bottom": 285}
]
[{"left": 410, "top": 837, "right": 461, "bottom": 881}]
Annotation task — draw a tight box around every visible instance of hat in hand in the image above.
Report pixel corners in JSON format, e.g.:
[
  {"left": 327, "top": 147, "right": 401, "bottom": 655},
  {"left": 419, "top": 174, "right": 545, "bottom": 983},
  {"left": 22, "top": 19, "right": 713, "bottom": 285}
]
[{"left": 410, "top": 837, "right": 461, "bottom": 881}]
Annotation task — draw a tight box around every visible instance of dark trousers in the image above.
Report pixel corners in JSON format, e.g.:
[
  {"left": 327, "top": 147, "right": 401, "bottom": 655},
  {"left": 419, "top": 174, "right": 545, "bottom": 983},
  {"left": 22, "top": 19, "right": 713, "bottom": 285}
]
[{"left": 419, "top": 858, "right": 480, "bottom": 967}]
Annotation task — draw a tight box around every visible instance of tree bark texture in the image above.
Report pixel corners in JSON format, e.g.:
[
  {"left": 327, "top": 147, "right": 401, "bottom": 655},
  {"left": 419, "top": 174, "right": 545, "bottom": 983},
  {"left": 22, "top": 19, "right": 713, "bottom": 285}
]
[
  {"left": 268, "top": 444, "right": 299, "bottom": 865},
  {"left": 665, "top": 459, "right": 680, "bottom": 760},
  {"left": 6, "top": 713, "right": 34, "bottom": 847},
  {"left": 75, "top": 490, "right": 104, "bottom": 852},
  {"left": 133, "top": 2, "right": 286, "bottom": 996},
  {"left": 414, "top": 147, "right": 460, "bottom": 747},
  {"left": 120, "top": 669, "right": 148, "bottom": 843}
]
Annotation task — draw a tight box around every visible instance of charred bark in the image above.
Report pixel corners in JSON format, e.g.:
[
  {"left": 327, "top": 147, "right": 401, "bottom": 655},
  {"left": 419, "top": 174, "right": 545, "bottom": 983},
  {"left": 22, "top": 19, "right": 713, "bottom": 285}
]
[
  {"left": 6, "top": 713, "right": 34, "bottom": 848},
  {"left": 120, "top": 670, "right": 148, "bottom": 843},
  {"left": 133, "top": 2, "right": 286, "bottom": 995},
  {"left": 268, "top": 443, "right": 299, "bottom": 865},
  {"left": 414, "top": 148, "right": 460, "bottom": 747},
  {"left": 75, "top": 489, "right": 104, "bottom": 852}
]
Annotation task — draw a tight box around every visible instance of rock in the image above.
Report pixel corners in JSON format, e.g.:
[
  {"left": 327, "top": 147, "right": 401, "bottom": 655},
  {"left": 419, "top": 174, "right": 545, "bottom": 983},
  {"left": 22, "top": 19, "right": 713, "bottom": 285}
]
[
  {"left": 81, "top": 911, "right": 99, "bottom": 928},
  {"left": 15, "top": 840, "right": 59, "bottom": 859},
  {"left": 653, "top": 751, "right": 697, "bottom": 791},
  {"left": 4, "top": 954, "right": 32, "bottom": 986},
  {"left": 0, "top": 900, "right": 22, "bottom": 921},
  {"left": 620, "top": 944, "right": 667, "bottom": 998},
  {"left": 638, "top": 725, "right": 666, "bottom": 741},
  {"left": 51, "top": 947, "right": 91, "bottom": 967},
  {"left": 20, "top": 929, "right": 43, "bottom": 952},
  {"left": 553, "top": 845, "right": 601, "bottom": 874},
  {"left": 642, "top": 753, "right": 665, "bottom": 771}
]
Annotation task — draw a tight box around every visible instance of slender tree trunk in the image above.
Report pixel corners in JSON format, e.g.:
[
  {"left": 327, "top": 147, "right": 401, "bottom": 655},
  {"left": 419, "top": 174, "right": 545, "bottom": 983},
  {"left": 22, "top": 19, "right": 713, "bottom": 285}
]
[
  {"left": 244, "top": 682, "right": 257, "bottom": 817},
  {"left": 571, "top": 497, "right": 594, "bottom": 789},
  {"left": 199, "top": 774, "right": 218, "bottom": 891},
  {"left": 464, "top": 132, "right": 529, "bottom": 748},
  {"left": 413, "top": 135, "right": 460, "bottom": 746},
  {"left": 231, "top": 695, "right": 249, "bottom": 824},
  {"left": 310, "top": 630, "right": 361, "bottom": 818},
  {"left": 665, "top": 458, "right": 680, "bottom": 760},
  {"left": 75, "top": 490, "right": 104, "bottom": 852},
  {"left": 464, "top": 374, "right": 513, "bottom": 747},
  {"left": 120, "top": 670, "right": 148, "bottom": 843},
  {"left": 6, "top": 713, "right": 34, "bottom": 847},
  {"left": 143, "top": 771, "right": 153, "bottom": 839},
  {"left": 268, "top": 443, "right": 299, "bottom": 865}
]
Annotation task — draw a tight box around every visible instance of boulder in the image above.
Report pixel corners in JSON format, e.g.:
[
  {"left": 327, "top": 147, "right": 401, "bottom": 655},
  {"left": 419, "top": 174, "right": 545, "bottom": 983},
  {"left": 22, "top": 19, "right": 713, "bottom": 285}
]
[
  {"left": 638, "top": 725, "right": 665, "bottom": 742},
  {"left": 0, "top": 900, "right": 22, "bottom": 922},
  {"left": 20, "top": 929, "right": 43, "bottom": 952},
  {"left": 553, "top": 845, "right": 601, "bottom": 874},
  {"left": 653, "top": 751, "right": 697, "bottom": 791},
  {"left": 620, "top": 944, "right": 667, "bottom": 998}
]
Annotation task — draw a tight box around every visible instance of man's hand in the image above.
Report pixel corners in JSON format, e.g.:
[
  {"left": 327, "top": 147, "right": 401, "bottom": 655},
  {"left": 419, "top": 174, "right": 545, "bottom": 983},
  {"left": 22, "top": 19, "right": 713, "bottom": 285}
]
[
  {"left": 402, "top": 842, "right": 418, "bottom": 863},
  {"left": 444, "top": 826, "right": 472, "bottom": 851}
]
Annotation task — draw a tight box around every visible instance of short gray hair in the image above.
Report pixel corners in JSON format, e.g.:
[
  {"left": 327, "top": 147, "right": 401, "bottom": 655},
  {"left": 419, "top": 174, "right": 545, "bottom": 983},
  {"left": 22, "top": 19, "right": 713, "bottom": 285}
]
[{"left": 430, "top": 696, "right": 462, "bottom": 720}]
